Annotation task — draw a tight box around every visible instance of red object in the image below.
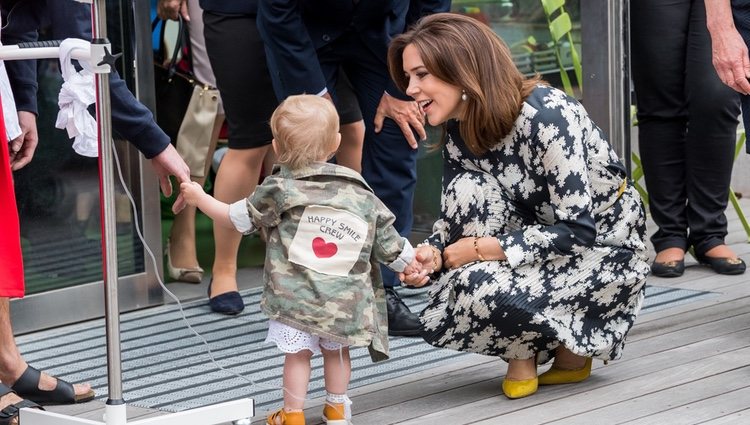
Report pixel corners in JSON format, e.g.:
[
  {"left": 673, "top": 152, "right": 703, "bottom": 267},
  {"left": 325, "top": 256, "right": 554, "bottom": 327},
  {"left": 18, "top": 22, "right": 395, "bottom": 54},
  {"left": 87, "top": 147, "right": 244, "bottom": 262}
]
[
  {"left": 0, "top": 97, "right": 25, "bottom": 298},
  {"left": 312, "top": 237, "right": 338, "bottom": 258}
]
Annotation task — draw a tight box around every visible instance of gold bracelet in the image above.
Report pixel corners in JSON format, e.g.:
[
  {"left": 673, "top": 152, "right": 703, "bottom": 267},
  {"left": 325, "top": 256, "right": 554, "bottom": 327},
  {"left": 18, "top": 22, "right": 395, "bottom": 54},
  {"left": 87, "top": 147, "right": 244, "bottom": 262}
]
[
  {"left": 474, "top": 237, "right": 485, "bottom": 261},
  {"left": 417, "top": 243, "right": 442, "bottom": 273}
]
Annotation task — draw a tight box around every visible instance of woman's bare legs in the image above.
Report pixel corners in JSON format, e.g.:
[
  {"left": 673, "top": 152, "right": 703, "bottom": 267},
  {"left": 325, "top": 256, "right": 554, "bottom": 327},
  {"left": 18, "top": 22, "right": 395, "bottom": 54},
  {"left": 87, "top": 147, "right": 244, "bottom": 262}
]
[
  {"left": 209, "top": 144, "right": 272, "bottom": 297},
  {"left": 168, "top": 115, "right": 224, "bottom": 274},
  {"left": 549, "top": 345, "right": 588, "bottom": 370},
  {"left": 505, "top": 357, "right": 537, "bottom": 381}
]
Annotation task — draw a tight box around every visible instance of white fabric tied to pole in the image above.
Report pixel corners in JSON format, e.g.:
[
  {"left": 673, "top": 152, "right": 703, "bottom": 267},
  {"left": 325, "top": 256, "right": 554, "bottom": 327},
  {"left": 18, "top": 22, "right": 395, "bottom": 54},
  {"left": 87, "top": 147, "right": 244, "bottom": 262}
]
[{"left": 55, "top": 38, "right": 98, "bottom": 157}]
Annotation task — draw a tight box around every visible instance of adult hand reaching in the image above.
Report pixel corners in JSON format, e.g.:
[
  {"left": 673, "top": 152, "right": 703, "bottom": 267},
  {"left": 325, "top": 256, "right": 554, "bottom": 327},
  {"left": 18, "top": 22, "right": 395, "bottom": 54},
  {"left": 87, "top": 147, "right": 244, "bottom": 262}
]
[
  {"left": 9, "top": 111, "right": 38, "bottom": 171},
  {"left": 373, "top": 92, "right": 426, "bottom": 149},
  {"left": 149, "top": 144, "right": 191, "bottom": 214},
  {"left": 157, "top": 0, "right": 190, "bottom": 22}
]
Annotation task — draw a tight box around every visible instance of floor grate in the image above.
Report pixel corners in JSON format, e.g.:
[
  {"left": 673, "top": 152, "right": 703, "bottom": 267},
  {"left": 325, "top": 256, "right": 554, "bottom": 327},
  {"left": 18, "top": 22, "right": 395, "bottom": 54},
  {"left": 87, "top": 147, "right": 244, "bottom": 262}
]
[{"left": 15, "top": 285, "right": 715, "bottom": 412}]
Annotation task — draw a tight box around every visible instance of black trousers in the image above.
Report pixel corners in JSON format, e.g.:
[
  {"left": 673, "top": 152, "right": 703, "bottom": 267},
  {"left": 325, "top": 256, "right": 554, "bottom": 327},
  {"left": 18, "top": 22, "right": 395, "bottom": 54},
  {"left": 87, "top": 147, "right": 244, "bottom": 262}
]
[
  {"left": 731, "top": 0, "right": 750, "bottom": 154},
  {"left": 631, "top": 0, "right": 740, "bottom": 256}
]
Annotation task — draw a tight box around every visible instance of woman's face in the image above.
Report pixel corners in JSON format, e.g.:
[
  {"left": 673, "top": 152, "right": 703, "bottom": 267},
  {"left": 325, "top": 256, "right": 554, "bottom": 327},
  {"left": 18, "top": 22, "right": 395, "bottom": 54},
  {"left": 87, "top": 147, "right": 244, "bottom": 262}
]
[{"left": 402, "top": 44, "right": 463, "bottom": 126}]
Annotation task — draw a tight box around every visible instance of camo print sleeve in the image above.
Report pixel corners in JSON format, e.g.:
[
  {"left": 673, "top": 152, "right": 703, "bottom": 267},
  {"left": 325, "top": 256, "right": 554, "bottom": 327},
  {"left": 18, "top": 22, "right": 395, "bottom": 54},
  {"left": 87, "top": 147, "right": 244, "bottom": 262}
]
[
  {"left": 246, "top": 176, "right": 286, "bottom": 229},
  {"left": 371, "top": 199, "right": 410, "bottom": 268}
]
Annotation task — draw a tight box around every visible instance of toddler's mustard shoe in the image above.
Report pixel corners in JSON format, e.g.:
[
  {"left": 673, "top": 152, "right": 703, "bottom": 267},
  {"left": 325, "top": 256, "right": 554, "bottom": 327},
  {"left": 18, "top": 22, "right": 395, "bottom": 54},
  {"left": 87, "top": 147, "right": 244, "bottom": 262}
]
[
  {"left": 501, "top": 377, "right": 538, "bottom": 399},
  {"left": 267, "top": 408, "right": 305, "bottom": 425},
  {"left": 538, "top": 357, "right": 592, "bottom": 385},
  {"left": 323, "top": 401, "right": 351, "bottom": 424}
]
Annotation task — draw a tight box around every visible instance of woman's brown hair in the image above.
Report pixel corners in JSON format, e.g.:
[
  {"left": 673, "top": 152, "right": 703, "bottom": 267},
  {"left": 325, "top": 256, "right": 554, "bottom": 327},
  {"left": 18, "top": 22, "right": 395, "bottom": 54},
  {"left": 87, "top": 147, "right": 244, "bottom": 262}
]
[{"left": 388, "top": 13, "right": 542, "bottom": 155}]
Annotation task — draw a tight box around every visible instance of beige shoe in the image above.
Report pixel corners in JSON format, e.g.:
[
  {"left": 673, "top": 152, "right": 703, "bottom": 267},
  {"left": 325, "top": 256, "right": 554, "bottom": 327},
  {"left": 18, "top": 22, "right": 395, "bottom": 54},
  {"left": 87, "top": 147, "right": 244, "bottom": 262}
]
[{"left": 165, "top": 238, "right": 203, "bottom": 283}]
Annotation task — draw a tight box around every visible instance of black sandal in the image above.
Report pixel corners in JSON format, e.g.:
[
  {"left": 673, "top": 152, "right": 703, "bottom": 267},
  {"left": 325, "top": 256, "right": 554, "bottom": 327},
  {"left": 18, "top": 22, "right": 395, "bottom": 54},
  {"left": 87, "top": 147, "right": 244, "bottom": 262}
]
[
  {"left": 0, "top": 383, "right": 42, "bottom": 425},
  {"left": 10, "top": 365, "right": 95, "bottom": 405}
]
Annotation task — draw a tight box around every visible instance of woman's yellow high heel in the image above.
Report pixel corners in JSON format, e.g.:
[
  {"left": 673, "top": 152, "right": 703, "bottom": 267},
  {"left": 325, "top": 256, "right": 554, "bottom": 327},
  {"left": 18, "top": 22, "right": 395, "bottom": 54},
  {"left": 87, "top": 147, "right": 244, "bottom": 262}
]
[
  {"left": 502, "top": 377, "right": 538, "bottom": 399},
  {"left": 538, "top": 357, "right": 592, "bottom": 385}
]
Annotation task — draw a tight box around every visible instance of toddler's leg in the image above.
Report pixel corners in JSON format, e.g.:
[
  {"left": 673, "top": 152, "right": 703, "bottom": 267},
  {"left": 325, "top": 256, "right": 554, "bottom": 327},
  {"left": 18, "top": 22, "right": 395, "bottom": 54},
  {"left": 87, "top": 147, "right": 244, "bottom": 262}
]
[
  {"left": 321, "top": 347, "right": 352, "bottom": 424},
  {"left": 282, "top": 350, "right": 313, "bottom": 411}
]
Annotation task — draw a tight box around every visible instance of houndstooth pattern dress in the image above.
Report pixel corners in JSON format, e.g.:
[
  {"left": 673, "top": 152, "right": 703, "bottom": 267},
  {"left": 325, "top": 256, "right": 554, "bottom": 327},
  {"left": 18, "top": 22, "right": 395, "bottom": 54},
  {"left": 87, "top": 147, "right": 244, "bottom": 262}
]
[{"left": 420, "top": 86, "right": 650, "bottom": 363}]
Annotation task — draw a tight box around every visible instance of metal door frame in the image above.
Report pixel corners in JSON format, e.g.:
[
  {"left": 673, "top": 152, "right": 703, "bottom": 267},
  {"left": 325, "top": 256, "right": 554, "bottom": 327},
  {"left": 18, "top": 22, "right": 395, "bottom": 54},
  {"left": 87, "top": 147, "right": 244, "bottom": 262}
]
[{"left": 11, "top": 0, "right": 164, "bottom": 334}]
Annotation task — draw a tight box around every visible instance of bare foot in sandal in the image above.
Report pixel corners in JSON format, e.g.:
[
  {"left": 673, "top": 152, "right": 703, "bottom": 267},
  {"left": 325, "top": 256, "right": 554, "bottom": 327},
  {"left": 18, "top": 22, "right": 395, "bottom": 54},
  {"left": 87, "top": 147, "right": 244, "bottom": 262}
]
[
  {"left": 0, "top": 391, "right": 23, "bottom": 425},
  {"left": 4, "top": 364, "right": 94, "bottom": 405},
  {"left": 0, "top": 383, "right": 42, "bottom": 425}
]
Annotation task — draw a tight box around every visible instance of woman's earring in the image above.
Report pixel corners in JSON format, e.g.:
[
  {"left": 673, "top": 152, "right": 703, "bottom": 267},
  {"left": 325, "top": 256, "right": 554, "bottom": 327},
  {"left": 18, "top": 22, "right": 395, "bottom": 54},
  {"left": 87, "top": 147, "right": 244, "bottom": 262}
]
[{"left": 461, "top": 90, "right": 467, "bottom": 101}]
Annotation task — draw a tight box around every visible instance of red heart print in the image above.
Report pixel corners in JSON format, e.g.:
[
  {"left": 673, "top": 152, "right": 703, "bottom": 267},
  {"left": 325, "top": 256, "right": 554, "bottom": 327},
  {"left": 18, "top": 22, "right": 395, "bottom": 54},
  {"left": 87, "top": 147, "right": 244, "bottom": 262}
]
[{"left": 312, "top": 237, "right": 338, "bottom": 258}]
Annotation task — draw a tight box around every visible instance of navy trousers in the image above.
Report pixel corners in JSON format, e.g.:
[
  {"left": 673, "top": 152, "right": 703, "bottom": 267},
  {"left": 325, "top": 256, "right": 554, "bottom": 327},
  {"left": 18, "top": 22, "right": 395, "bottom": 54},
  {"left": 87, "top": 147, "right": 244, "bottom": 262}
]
[{"left": 317, "top": 30, "right": 417, "bottom": 287}]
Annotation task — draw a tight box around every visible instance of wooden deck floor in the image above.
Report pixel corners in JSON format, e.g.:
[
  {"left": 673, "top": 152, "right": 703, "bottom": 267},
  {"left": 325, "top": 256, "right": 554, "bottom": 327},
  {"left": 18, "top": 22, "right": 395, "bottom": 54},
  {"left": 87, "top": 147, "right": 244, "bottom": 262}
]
[{"left": 40, "top": 197, "right": 750, "bottom": 425}]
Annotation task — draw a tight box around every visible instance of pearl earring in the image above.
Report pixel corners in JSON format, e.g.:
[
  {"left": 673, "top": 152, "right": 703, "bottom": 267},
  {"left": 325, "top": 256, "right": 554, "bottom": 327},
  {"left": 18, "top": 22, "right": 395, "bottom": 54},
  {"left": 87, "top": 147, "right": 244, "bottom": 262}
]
[{"left": 461, "top": 90, "right": 467, "bottom": 101}]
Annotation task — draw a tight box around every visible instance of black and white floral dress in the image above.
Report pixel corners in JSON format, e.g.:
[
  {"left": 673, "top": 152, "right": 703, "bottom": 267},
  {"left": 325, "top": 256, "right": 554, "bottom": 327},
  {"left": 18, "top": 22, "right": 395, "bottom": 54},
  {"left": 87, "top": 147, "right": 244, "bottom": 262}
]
[{"left": 420, "top": 85, "right": 649, "bottom": 363}]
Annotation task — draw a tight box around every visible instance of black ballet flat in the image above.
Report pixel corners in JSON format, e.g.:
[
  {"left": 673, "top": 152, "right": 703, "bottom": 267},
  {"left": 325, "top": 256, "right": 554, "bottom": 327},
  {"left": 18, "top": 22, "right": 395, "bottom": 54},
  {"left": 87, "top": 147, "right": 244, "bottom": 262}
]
[
  {"left": 650, "top": 259, "right": 685, "bottom": 278},
  {"left": 207, "top": 279, "right": 244, "bottom": 315},
  {"left": 696, "top": 255, "right": 747, "bottom": 275}
]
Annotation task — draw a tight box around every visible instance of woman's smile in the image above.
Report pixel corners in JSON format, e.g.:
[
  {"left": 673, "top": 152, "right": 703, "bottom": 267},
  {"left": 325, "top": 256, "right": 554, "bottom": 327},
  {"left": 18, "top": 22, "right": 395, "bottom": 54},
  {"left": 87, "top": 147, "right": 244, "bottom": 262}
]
[{"left": 402, "top": 44, "right": 462, "bottom": 126}]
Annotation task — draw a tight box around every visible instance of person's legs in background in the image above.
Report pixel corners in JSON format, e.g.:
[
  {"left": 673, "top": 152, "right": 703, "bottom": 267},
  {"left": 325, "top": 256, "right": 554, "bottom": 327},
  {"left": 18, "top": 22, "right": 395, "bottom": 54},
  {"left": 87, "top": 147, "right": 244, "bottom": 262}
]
[
  {"left": 631, "top": 0, "right": 691, "bottom": 277},
  {"left": 167, "top": 114, "right": 223, "bottom": 282},
  {"left": 684, "top": 1, "right": 745, "bottom": 274},
  {"left": 333, "top": 70, "right": 365, "bottom": 172},
  {"left": 337, "top": 38, "right": 421, "bottom": 336},
  {"left": 0, "top": 99, "right": 92, "bottom": 405},
  {"left": 166, "top": 0, "right": 225, "bottom": 283},
  {"left": 203, "top": 9, "right": 278, "bottom": 314}
]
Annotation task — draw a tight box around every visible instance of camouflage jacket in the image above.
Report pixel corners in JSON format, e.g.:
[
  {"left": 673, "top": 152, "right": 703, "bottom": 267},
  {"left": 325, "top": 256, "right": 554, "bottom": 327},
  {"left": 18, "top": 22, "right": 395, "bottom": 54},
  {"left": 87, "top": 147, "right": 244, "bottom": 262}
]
[{"left": 229, "top": 162, "right": 415, "bottom": 362}]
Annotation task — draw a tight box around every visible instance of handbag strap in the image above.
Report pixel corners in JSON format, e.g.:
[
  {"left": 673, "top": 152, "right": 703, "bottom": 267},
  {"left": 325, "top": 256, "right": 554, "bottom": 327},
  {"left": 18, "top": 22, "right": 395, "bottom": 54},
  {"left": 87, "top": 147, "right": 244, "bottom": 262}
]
[{"left": 151, "top": 16, "right": 190, "bottom": 79}]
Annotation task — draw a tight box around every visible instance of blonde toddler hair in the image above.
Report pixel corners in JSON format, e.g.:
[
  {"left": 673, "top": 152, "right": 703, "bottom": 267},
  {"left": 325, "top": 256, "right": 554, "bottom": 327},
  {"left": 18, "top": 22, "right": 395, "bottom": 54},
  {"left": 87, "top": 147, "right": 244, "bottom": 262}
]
[{"left": 270, "top": 94, "right": 340, "bottom": 169}]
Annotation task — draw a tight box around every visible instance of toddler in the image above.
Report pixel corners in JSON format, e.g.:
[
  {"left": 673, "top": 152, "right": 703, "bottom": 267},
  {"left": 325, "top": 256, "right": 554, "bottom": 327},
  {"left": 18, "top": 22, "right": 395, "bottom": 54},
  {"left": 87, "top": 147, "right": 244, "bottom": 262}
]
[{"left": 180, "top": 94, "right": 425, "bottom": 425}]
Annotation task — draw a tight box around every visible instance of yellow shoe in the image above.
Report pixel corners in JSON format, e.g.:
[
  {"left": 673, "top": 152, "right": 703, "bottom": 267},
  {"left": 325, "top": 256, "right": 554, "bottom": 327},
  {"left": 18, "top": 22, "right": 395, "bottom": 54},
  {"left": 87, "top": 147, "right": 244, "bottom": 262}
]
[
  {"left": 538, "top": 357, "right": 593, "bottom": 385},
  {"left": 267, "top": 408, "right": 306, "bottom": 425},
  {"left": 501, "top": 377, "right": 538, "bottom": 399},
  {"left": 323, "top": 402, "right": 351, "bottom": 424}
]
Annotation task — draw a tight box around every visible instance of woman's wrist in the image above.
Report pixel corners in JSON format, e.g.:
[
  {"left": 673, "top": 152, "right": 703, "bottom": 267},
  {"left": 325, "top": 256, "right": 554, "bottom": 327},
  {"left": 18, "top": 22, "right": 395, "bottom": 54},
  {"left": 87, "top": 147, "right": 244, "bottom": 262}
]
[
  {"left": 474, "top": 236, "right": 506, "bottom": 261},
  {"left": 417, "top": 242, "right": 442, "bottom": 273},
  {"left": 474, "top": 236, "right": 485, "bottom": 261}
]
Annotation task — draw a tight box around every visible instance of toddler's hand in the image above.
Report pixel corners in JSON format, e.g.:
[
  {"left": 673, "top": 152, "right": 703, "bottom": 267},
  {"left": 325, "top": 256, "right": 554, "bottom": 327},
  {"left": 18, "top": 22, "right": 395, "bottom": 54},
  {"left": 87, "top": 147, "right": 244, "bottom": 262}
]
[
  {"left": 180, "top": 181, "right": 205, "bottom": 207},
  {"left": 399, "top": 258, "right": 430, "bottom": 287}
]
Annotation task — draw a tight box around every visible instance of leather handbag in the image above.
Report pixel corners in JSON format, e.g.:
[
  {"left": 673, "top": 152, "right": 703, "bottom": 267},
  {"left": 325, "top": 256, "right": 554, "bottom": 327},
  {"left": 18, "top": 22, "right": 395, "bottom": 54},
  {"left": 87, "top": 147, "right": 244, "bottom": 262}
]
[
  {"left": 152, "top": 16, "right": 195, "bottom": 146},
  {"left": 153, "top": 17, "right": 220, "bottom": 178}
]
